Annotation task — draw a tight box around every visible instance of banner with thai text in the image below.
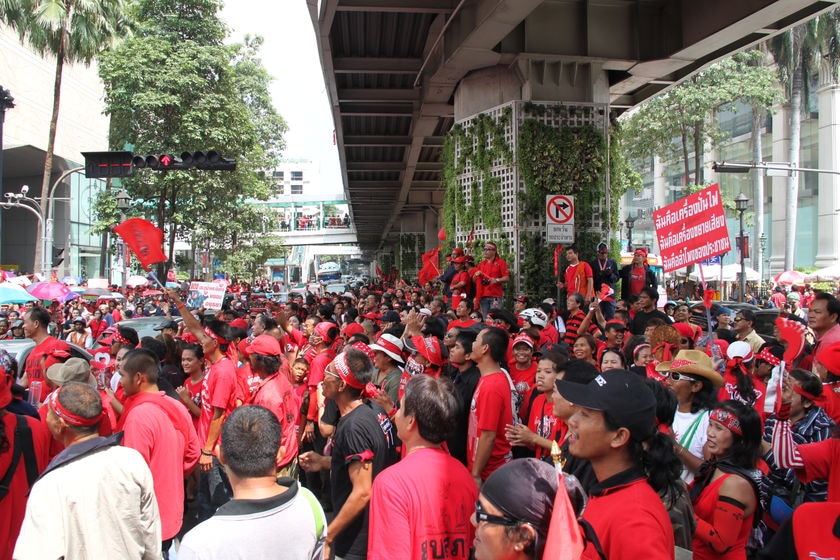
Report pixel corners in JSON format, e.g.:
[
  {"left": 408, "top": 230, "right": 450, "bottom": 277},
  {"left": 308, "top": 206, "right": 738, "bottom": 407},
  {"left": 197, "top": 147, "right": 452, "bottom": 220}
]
[{"left": 653, "top": 184, "right": 731, "bottom": 273}]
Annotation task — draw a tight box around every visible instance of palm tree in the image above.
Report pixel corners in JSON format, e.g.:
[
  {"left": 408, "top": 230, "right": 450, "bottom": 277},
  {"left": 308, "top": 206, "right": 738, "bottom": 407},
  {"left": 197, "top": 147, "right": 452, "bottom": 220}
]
[
  {"left": 768, "top": 20, "right": 820, "bottom": 271},
  {"left": 0, "top": 0, "right": 130, "bottom": 273}
]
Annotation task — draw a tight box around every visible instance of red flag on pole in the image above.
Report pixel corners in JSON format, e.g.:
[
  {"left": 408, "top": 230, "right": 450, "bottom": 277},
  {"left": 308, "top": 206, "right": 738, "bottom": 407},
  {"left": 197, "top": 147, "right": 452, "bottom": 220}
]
[
  {"left": 542, "top": 471, "right": 585, "bottom": 559},
  {"left": 437, "top": 227, "right": 446, "bottom": 241},
  {"left": 112, "top": 218, "right": 167, "bottom": 271},
  {"left": 376, "top": 264, "right": 385, "bottom": 279},
  {"left": 417, "top": 245, "right": 441, "bottom": 286}
]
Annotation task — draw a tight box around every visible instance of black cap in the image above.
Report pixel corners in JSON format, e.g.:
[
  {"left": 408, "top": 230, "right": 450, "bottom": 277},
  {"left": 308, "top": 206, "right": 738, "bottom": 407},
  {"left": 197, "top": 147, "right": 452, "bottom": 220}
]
[
  {"left": 536, "top": 341, "right": 569, "bottom": 357},
  {"left": 597, "top": 242, "right": 608, "bottom": 251},
  {"left": 557, "top": 369, "right": 656, "bottom": 440},
  {"left": 154, "top": 319, "right": 179, "bottom": 331},
  {"left": 380, "top": 311, "right": 400, "bottom": 323}
]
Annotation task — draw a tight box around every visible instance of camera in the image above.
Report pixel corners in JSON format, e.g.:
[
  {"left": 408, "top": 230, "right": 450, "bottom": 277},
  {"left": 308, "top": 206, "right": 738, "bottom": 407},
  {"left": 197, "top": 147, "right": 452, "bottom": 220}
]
[{"left": 481, "top": 279, "right": 491, "bottom": 286}]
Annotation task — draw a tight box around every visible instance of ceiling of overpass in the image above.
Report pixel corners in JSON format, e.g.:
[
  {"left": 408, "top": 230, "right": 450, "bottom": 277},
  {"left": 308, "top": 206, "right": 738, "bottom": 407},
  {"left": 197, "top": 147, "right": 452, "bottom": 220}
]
[{"left": 309, "top": 0, "right": 839, "bottom": 252}]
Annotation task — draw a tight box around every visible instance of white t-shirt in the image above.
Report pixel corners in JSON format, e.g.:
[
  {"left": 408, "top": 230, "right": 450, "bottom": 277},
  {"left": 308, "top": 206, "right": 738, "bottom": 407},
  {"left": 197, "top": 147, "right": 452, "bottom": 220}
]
[{"left": 672, "top": 408, "right": 710, "bottom": 483}]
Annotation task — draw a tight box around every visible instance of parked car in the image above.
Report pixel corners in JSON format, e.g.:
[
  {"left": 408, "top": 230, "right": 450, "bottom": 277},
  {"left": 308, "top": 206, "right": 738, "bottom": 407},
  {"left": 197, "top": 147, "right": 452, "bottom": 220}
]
[
  {"left": 93, "top": 316, "right": 182, "bottom": 349},
  {"left": 754, "top": 308, "right": 781, "bottom": 345},
  {"left": 0, "top": 338, "right": 93, "bottom": 381}
]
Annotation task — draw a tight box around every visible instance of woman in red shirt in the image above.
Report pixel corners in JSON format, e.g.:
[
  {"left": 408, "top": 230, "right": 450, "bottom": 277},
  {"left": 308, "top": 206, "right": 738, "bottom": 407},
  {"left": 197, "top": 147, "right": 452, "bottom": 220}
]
[{"left": 690, "top": 400, "right": 762, "bottom": 560}]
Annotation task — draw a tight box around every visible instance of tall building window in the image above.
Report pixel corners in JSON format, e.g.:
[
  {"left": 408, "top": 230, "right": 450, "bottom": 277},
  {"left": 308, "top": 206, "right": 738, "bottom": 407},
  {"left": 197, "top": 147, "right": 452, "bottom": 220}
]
[
  {"left": 291, "top": 171, "right": 303, "bottom": 181},
  {"left": 291, "top": 184, "right": 303, "bottom": 195},
  {"left": 273, "top": 170, "right": 284, "bottom": 180}
]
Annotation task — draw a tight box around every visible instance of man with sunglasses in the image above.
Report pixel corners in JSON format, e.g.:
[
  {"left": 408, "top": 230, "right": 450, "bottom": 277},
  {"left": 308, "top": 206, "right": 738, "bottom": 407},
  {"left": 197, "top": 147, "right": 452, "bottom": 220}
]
[
  {"left": 473, "top": 242, "right": 509, "bottom": 317},
  {"left": 733, "top": 309, "right": 764, "bottom": 354}
]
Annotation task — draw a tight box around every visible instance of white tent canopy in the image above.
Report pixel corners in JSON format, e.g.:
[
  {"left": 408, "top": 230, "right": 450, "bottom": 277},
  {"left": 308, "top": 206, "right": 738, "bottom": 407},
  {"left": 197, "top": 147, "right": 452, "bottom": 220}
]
[
  {"left": 688, "top": 263, "right": 760, "bottom": 283},
  {"left": 805, "top": 264, "right": 840, "bottom": 282}
]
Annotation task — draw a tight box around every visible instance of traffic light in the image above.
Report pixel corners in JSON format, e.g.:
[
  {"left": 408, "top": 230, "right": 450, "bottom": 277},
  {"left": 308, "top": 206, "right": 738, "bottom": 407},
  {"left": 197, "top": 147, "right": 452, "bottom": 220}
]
[
  {"left": 131, "top": 151, "right": 236, "bottom": 172},
  {"left": 52, "top": 248, "right": 64, "bottom": 268},
  {"left": 83, "top": 151, "right": 134, "bottom": 178}
]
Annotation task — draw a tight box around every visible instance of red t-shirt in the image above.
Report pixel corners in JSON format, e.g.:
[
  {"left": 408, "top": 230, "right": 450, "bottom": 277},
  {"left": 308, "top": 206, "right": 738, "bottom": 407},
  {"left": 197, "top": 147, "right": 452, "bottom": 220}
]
[
  {"left": 236, "top": 362, "right": 260, "bottom": 400},
  {"left": 24, "top": 337, "right": 71, "bottom": 387},
  {"left": 518, "top": 390, "right": 566, "bottom": 460},
  {"left": 507, "top": 361, "right": 537, "bottom": 400},
  {"left": 183, "top": 375, "right": 204, "bottom": 431},
  {"left": 564, "top": 262, "right": 593, "bottom": 297},
  {"left": 796, "top": 437, "right": 840, "bottom": 502},
  {"left": 368, "top": 447, "right": 477, "bottom": 560},
  {"left": 0, "top": 414, "right": 50, "bottom": 560},
  {"left": 120, "top": 391, "right": 201, "bottom": 540},
  {"left": 582, "top": 474, "right": 674, "bottom": 559},
  {"left": 197, "top": 357, "right": 239, "bottom": 449},
  {"left": 718, "top": 373, "right": 767, "bottom": 422},
  {"left": 448, "top": 318, "right": 477, "bottom": 330},
  {"left": 628, "top": 266, "right": 647, "bottom": 297},
  {"left": 306, "top": 350, "right": 334, "bottom": 422},
  {"left": 692, "top": 473, "right": 754, "bottom": 560},
  {"left": 251, "top": 372, "right": 300, "bottom": 468},
  {"left": 467, "top": 372, "right": 513, "bottom": 480},
  {"left": 475, "top": 257, "right": 509, "bottom": 298}
]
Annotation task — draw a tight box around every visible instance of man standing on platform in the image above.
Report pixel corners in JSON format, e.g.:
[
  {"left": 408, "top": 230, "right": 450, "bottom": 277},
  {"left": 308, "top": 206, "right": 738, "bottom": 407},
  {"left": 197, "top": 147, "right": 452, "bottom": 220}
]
[
  {"left": 590, "top": 242, "right": 618, "bottom": 319},
  {"left": 473, "top": 242, "right": 509, "bottom": 317},
  {"left": 557, "top": 246, "right": 594, "bottom": 304}
]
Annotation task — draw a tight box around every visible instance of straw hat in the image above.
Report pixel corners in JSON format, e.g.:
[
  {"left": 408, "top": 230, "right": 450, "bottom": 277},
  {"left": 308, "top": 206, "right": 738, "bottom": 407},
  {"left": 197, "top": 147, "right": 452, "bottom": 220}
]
[{"left": 655, "top": 349, "right": 723, "bottom": 387}]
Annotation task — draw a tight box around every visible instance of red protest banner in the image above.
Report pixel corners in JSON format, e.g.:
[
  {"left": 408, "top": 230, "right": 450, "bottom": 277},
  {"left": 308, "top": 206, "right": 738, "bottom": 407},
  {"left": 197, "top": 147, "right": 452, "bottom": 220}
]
[
  {"left": 112, "top": 218, "right": 167, "bottom": 271},
  {"left": 653, "top": 183, "right": 731, "bottom": 273}
]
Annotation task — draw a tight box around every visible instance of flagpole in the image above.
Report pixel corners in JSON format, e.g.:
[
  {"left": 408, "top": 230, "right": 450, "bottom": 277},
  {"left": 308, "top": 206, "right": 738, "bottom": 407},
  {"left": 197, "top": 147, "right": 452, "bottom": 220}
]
[{"left": 148, "top": 271, "right": 167, "bottom": 290}]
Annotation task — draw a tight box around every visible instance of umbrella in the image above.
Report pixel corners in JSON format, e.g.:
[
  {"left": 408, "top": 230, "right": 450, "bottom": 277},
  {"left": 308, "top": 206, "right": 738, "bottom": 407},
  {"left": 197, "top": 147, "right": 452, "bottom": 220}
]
[
  {"left": 27, "top": 281, "right": 72, "bottom": 301},
  {"left": 83, "top": 287, "right": 112, "bottom": 297},
  {"left": 60, "top": 275, "right": 82, "bottom": 286},
  {"left": 0, "top": 283, "right": 38, "bottom": 305},
  {"left": 87, "top": 278, "right": 109, "bottom": 289},
  {"left": 142, "top": 289, "right": 163, "bottom": 297},
  {"left": 98, "top": 292, "right": 125, "bottom": 300},
  {"left": 165, "top": 282, "right": 179, "bottom": 289},
  {"left": 804, "top": 264, "right": 840, "bottom": 282},
  {"left": 127, "top": 275, "right": 150, "bottom": 288},
  {"left": 774, "top": 270, "right": 806, "bottom": 286},
  {"left": 6, "top": 275, "right": 31, "bottom": 287},
  {"left": 58, "top": 291, "right": 80, "bottom": 303},
  {"left": 720, "top": 264, "right": 760, "bottom": 282}
]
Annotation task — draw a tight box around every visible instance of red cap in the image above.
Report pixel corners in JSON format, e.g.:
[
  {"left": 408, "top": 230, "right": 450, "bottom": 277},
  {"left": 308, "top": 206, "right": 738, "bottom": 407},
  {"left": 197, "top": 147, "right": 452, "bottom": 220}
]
[
  {"left": 237, "top": 339, "right": 250, "bottom": 358},
  {"left": 672, "top": 322, "right": 699, "bottom": 342},
  {"left": 314, "top": 321, "right": 337, "bottom": 343},
  {"left": 512, "top": 332, "right": 535, "bottom": 348},
  {"left": 247, "top": 334, "right": 283, "bottom": 357},
  {"left": 229, "top": 318, "right": 249, "bottom": 329},
  {"left": 342, "top": 322, "right": 365, "bottom": 338}
]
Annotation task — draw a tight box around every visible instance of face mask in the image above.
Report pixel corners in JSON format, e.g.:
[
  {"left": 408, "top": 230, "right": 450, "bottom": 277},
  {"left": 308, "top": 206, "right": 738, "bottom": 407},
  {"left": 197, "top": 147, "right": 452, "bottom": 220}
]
[{"left": 404, "top": 356, "right": 425, "bottom": 377}]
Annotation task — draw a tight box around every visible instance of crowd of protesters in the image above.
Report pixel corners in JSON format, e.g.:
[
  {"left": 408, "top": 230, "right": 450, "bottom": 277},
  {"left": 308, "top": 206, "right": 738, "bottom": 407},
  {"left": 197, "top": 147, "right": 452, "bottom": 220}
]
[{"left": 1, "top": 242, "right": 839, "bottom": 560}]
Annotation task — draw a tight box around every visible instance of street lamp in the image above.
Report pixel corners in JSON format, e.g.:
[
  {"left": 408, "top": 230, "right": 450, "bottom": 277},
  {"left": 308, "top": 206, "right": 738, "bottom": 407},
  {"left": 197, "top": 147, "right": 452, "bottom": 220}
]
[
  {"left": 759, "top": 233, "right": 767, "bottom": 283},
  {"left": 735, "top": 192, "right": 749, "bottom": 303},
  {"left": 625, "top": 215, "right": 636, "bottom": 252},
  {"left": 115, "top": 190, "right": 131, "bottom": 286},
  {"left": 0, "top": 185, "right": 48, "bottom": 275}
]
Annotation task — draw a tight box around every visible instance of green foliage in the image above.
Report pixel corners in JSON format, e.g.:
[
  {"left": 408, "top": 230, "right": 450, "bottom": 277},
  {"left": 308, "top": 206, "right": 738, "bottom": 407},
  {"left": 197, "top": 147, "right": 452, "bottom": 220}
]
[
  {"left": 97, "top": 0, "right": 286, "bottom": 277},
  {"left": 441, "top": 108, "right": 512, "bottom": 235},
  {"left": 399, "top": 233, "right": 421, "bottom": 278}
]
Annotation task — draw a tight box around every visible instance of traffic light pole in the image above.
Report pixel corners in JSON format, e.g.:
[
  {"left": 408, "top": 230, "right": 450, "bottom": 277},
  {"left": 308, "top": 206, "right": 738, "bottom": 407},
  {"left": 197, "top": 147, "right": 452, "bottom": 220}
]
[{"left": 44, "top": 166, "right": 84, "bottom": 278}]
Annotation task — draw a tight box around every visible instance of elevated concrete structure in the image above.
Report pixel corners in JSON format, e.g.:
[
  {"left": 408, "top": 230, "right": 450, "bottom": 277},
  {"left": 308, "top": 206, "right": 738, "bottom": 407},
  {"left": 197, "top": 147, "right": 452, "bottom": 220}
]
[{"left": 309, "top": 0, "right": 840, "bottom": 253}]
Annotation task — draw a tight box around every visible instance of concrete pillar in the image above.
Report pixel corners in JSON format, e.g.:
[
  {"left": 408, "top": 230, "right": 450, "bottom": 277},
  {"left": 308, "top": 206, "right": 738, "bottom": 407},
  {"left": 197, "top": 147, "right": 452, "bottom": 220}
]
[
  {"left": 815, "top": 69, "right": 840, "bottom": 268},
  {"left": 769, "top": 106, "right": 790, "bottom": 276}
]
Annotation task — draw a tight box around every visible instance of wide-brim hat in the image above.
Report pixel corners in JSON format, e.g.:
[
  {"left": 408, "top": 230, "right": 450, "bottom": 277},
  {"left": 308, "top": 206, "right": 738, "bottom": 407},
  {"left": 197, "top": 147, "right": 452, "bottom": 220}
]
[
  {"left": 655, "top": 349, "right": 723, "bottom": 387},
  {"left": 46, "top": 357, "right": 96, "bottom": 388},
  {"left": 369, "top": 333, "right": 405, "bottom": 364}
]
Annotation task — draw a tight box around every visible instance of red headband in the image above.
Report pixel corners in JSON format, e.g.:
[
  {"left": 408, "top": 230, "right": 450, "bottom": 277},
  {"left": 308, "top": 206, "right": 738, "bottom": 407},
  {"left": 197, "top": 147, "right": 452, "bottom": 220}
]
[
  {"left": 49, "top": 387, "right": 100, "bottom": 427},
  {"left": 204, "top": 327, "right": 228, "bottom": 345},
  {"left": 710, "top": 408, "right": 742, "bottom": 436},
  {"left": 652, "top": 341, "right": 677, "bottom": 362},
  {"left": 792, "top": 384, "right": 823, "bottom": 404},
  {"left": 112, "top": 332, "right": 130, "bottom": 345},
  {"left": 332, "top": 352, "right": 377, "bottom": 398},
  {"left": 756, "top": 348, "right": 781, "bottom": 367}
]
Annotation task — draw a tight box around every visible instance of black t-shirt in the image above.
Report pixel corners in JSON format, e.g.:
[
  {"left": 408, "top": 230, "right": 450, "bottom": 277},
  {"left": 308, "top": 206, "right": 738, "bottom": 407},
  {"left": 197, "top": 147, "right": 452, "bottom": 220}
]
[
  {"left": 630, "top": 309, "right": 671, "bottom": 335},
  {"left": 330, "top": 400, "right": 399, "bottom": 559},
  {"left": 447, "top": 365, "right": 480, "bottom": 466}
]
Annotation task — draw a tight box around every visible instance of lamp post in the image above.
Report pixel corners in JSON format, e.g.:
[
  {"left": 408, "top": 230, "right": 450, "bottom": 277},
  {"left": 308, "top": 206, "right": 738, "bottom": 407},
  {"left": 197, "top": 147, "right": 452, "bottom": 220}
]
[
  {"left": 115, "top": 189, "right": 131, "bottom": 286},
  {"left": 0, "top": 87, "right": 15, "bottom": 202},
  {"left": 759, "top": 232, "right": 767, "bottom": 283},
  {"left": 0, "top": 185, "right": 48, "bottom": 275},
  {"left": 735, "top": 192, "right": 749, "bottom": 303},
  {"left": 625, "top": 215, "right": 636, "bottom": 252}
]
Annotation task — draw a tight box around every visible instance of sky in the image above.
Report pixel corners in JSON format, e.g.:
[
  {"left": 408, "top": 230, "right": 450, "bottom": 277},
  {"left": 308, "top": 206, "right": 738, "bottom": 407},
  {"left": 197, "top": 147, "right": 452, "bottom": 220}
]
[{"left": 220, "top": 1, "right": 343, "bottom": 196}]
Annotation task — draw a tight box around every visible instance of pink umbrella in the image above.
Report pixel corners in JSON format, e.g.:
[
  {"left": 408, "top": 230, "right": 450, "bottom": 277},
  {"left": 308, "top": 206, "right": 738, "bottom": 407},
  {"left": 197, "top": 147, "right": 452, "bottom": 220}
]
[
  {"left": 774, "top": 270, "right": 806, "bottom": 286},
  {"left": 26, "top": 281, "right": 72, "bottom": 301}
]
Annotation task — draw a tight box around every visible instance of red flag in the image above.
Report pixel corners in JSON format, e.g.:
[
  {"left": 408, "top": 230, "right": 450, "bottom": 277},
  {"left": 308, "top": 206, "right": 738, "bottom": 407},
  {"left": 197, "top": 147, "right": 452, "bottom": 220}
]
[
  {"left": 553, "top": 246, "right": 563, "bottom": 277},
  {"left": 437, "top": 227, "right": 446, "bottom": 241},
  {"left": 376, "top": 264, "right": 385, "bottom": 279},
  {"left": 112, "top": 218, "right": 167, "bottom": 272},
  {"left": 418, "top": 246, "right": 440, "bottom": 286},
  {"left": 542, "top": 471, "right": 585, "bottom": 559},
  {"left": 467, "top": 227, "right": 474, "bottom": 245}
]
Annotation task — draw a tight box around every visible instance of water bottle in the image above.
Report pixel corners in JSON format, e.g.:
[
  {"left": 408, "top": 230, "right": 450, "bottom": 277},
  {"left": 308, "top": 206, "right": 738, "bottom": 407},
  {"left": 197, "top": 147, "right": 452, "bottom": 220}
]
[{"left": 28, "top": 381, "right": 43, "bottom": 406}]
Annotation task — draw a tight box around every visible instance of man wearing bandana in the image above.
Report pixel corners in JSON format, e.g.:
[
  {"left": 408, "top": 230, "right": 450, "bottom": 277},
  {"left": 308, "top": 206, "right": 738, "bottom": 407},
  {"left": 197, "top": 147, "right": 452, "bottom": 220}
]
[
  {"left": 299, "top": 348, "right": 398, "bottom": 560},
  {"left": 14, "top": 383, "right": 161, "bottom": 559}
]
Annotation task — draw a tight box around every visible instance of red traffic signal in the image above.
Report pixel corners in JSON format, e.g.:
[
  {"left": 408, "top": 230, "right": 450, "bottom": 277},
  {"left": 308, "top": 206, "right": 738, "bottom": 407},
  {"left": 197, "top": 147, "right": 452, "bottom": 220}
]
[{"left": 131, "top": 151, "right": 236, "bottom": 171}]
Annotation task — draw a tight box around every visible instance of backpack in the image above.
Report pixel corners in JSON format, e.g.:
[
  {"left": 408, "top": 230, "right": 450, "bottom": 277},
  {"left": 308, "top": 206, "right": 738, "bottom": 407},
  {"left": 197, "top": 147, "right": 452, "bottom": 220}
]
[{"left": 0, "top": 415, "right": 39, "bottom": 500}]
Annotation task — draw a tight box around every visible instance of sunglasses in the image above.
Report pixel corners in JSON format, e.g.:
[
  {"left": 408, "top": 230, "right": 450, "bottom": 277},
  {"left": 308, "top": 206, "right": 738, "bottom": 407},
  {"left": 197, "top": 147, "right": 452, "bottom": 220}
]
[
  {"left": 669, "top": 372, "right": 697, "bottom": 382},
  {"left": 474, "top": 501, "right": 521, "bottom": 526}
]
